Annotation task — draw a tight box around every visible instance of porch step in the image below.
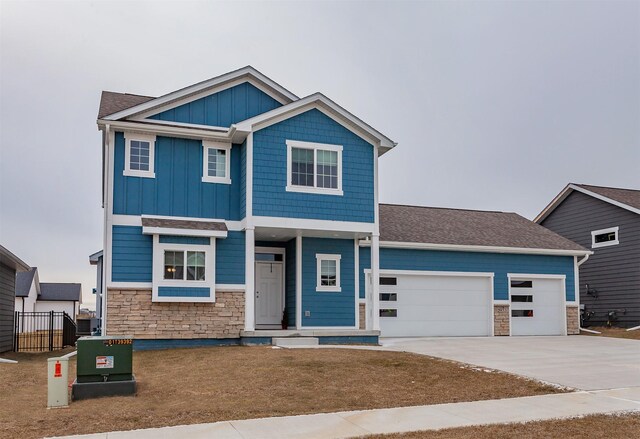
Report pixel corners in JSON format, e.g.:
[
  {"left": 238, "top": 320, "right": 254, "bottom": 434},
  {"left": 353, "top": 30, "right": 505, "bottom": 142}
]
[{"left": 273, "top": 337, "right": 319, "bottom": 347}]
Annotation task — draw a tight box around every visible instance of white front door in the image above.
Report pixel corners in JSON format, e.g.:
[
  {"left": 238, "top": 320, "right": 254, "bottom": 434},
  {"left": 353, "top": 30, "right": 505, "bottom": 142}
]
[{"left": 255, "top": 261, "right": 284, "bottom": 327}]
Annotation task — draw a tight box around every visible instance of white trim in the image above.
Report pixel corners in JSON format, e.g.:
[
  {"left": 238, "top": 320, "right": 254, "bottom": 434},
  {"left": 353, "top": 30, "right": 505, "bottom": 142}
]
[
  {"left": 216, "top": 284, "right": 245, "bottom": 292},
  {"left": 371, "top": 235, "right": 380, "bottom": 331},
  {"left": 295, "top": 234, "right": 302, "bottom": 329},
  {"left": 112, "top": 214, "right": 243, "bottom": 231},
  {"left": 367, "top": 269, "right": 496, "bottom": 278},
  {"left": 507, "top": 273, "right": 567, "bottom": 336},
  {"left": 315, "top": 254, "right": 342, "bottom": 292},
  {"left": 244, "top": 228, "right": 255, "bottom": 331},
  {"left": 493, "top": 299, "right": 510, "bottom": 305},
  {"left": 202, "top": 140, "right": 232, "bottom": 184},
  {"left": 151, "top": 235, "right": 215, "bottom": 302},
  {"left": 102, "top": 67, "right": 297, "bottom": 121},
  {"left": 253, "top": 216, "right": 374, "bottom": 234},
  {"left": 107, "top": 282, "right": 152, "bottom": 289},
  {"left": 123, "top": 132, "right": 156, "bottom": 178},
  {"left": 354, "top": 239, "right": 360, "bottom": 329},
  {"left": 234, "top": 92, "right": 396, "bottom": 151},
  {"left": 98, "top": 120, "right": 233, "bottom": 142},
  {"left": 142, "top": 227, "right": 227, "bottom": 238},
  {"left": 535, "top": 183, "right": 640, "bottom": 223},
  {"left": 246, "top": 133, "right": 253, "bottom": 220},
  {"left": 591, "top": 226, "right": 619, "bottom": 249},
  {"left": 286, "top": 140, "right": 343, "bottom": 196},
  {"left": 102, "top": 126, "right": 115, "bottom": 335},
  {"left": 360, "top": 240, "right": 591, "bottom": 256}
]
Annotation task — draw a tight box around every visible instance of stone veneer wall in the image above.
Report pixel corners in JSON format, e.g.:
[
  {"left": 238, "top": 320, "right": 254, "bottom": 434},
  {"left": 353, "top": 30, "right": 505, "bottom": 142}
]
[
  {"left": 494, "top": 304, "right": 510, "bottom": 336},
  {"left": 359, "top": 303, "right": 366, "bottom": 330},
  {"left": 566, "top": 305, "right": 579, "bottom": 335},
  {"left": 106, "top": 289, "right": 244, "bottom": 339}
]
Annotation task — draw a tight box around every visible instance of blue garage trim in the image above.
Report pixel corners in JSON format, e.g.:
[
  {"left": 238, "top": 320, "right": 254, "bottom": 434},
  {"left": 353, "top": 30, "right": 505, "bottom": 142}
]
[
  {"left": 112, "top": 226, "right": 153, "bottom": 282},
  {"left": 133, "top": 338, "right": 240, "bottom": 351},
  {"left": 359, "top": 247, "right": 575, "bottom": 301},
  {"left": 158, "top": 287, "right": 210, "bottom": 298},
  {"left": 159, "top": 235, "right": 210, "bottom": 245},
  {"left": 301, "top": 238, "right": 355, "bottom": 327}
]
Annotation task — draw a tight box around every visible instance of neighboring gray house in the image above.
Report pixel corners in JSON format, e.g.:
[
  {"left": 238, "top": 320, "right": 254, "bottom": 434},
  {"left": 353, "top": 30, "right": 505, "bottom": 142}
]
[
  {"left": 14, "top": 266, "right": 82, "bottom": 321},
  {"left": 536, "top": 184, "right": 640, "bottom": 328},
  {"left": 0, "top": 245, "right": 30, "bottom": 353}
]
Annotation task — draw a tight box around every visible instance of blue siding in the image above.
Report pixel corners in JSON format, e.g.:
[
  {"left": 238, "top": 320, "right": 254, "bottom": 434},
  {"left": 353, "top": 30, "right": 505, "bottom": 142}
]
[
  {"left": 112, "top": 226, "right": 153, "bottom": 282},
  {"left": 134, "top": 338, "right": 240, "bottom": 350},
  {"left": 302, "top": 238, "right": 355, "bottom": 327},
  {"left": 158, "top": 287, "right": 210, "bottom": 297},
  {"left": 148, "top": 82, "right": 282, "bottom": 127},
  {"left": 216, "top": 231, "right": 245, "bottom": 284},
  {"left": 253, "top": 109, "right": 375, "bottom": 223},
  {"left": 359, "top": 247, "right": 576, "bottom": 301},
  {"left": 113, "top": 133, "right": 242, "bottom": 220},
  {"left": 159, "top": 235, "right": 210, "bottom": 245}
]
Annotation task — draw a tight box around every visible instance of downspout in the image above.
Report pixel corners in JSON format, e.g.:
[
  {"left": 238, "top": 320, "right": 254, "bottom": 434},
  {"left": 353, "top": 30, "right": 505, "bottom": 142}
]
[{"left": 577, "top": 253, "right": 593, "bottom": 333}]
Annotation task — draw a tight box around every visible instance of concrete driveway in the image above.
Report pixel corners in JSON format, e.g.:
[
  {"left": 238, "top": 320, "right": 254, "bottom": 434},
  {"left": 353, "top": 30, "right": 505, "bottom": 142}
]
[{"left": 380, "top": 336, "right": 640, "bottom": 391}]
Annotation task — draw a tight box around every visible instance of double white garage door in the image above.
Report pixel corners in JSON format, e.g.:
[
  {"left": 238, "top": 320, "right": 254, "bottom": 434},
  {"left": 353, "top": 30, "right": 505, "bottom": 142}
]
[{"left": 377, "top": 272, "right": 565, "bottom": 337}]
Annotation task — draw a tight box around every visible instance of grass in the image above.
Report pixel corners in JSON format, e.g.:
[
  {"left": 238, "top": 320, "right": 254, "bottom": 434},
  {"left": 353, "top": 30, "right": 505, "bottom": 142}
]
[
  {"left": 582, "top": 326, "right": 640, "bottom": 340},
  {"left": 361, "top": 412, "right": 640, "bottom": 438},
  {"left": 0, "top": 346, "right": 564, "bottom": 439}
]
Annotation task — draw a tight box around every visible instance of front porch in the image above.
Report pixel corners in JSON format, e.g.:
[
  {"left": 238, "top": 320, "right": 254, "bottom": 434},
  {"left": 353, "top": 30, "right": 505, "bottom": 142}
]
[{"left": 240, "top": 329, "right": 380, "bottom": 346}]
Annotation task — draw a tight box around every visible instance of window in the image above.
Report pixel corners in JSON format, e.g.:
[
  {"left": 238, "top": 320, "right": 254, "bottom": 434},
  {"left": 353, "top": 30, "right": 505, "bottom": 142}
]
[
  {"left": 380, "top": 309, "right": 398, "bottom": 317},
  {"left": 316, "top": 254, "right": 341, "bottom": 292},
  {"left": 286, "top": 140, "right": 343, "bottom": 195},
  {"left": 380, "top": 293, "right": 398, "bottom": 301},
  {"left": 510, "top": 280, "right": 533, "bottom": 288},
  {"left": 124, "top": 133, "right": 155, "bottom": 178},
  {"left": 380, "top": 277, "right": 397, "bottom": 286},
  {"left": 591, "top": 226, "right": 619, "bottom": 249},
  {"left": 511, "top": 295, "right": 533, "bottom": 303},
  {"left": 202, "top": 141, "right": 231, "bottom": 184},
  {"left": 512, "top": 310, "right": 534, "bottom": 317},
  {"left": 163, "top": 250, "right": 205, "bottom": 281}
]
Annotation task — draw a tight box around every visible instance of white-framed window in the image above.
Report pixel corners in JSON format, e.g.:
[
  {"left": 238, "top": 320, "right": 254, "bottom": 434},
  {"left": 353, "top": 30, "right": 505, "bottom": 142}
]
[
  {"left": 151, "top": 236, "right": 215, "bottom": 302},
  {"left": 591, "top": 226, "right": 619, "bottom": 249},
  {"left": 316, "top": 254, "right": 341, "bottom": 292},
  {"left": 202, "top": 141, "right": 231, "bottom": 184},
  {"left": 286, "top": 140, "right": 343, "bottom": 195},
  {"left": 124, "top": 132, "right": 156, "bottom": 178}
]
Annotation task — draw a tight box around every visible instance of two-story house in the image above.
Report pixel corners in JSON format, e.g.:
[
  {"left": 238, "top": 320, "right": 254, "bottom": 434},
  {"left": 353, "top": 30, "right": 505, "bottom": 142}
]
[
  {"left": 536, "top": 183, "right": 640, "bottom": 328},
  {"left": 97, "top": 67, "right": 591, "bottom": 348}
]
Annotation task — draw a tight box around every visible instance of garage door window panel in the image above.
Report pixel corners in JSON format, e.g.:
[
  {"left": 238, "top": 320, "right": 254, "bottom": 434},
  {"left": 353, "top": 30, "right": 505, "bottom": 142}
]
[
  {"left": 380, "top": 309, "right": 398, "bottom": 317},
  {"left": 380, "top": 293, "right": 397, "bottom": 302}
]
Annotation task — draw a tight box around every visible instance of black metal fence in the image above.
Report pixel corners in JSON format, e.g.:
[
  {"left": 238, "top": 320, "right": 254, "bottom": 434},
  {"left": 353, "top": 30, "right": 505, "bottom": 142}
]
[{"left": 13, "top": 311, "right": 78, "bottom": 352}]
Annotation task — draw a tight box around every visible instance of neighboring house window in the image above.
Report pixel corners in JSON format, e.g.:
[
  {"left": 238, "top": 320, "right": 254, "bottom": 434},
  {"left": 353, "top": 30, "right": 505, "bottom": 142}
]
[
  {"left": 202, "top": 141, "right": 231, "bottom": 184},
  {"left": 286, "top": 140, "right": 343, "bottom": 195},
  {"left": 591, "top": 226, "right": 619, "bottom": 249},
  {"left": 316, "top": 254, "right": 341, "bottom": 292},
  {"left": 124, "top": 133, "right": 156, "bottom": 178}
]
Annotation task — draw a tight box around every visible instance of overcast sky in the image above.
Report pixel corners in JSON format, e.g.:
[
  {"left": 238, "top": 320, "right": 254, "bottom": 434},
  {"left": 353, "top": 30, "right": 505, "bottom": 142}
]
[{"left": 1, "top": 0, "right": 638, "bottom": 309}]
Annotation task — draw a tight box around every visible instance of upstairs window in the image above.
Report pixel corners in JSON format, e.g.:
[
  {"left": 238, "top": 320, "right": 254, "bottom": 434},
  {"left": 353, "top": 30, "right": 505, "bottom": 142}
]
[
  {"left": 316, "top": 254, "right": 341, "bottom": 292},
  {"left": 124, "top": 133, "right": 156, "bottom": 178},
  {"left": 286, "top": 140, "right": 343, "bottom": 195},
  {"left": 202, "top": 141, "right": 231, "bottom": 184},
  {"left": 591, "top": 226, "right": 619, "bottom": 249}
]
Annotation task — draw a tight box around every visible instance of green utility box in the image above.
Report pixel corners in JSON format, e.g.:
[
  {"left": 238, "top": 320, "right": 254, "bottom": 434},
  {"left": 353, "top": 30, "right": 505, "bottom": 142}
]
[{"left": 76, "top": 336, "right": 134, "bottom": 383}]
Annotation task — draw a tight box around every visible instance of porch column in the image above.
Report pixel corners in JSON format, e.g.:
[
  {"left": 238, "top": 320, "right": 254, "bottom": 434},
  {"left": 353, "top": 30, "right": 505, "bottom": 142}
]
[
  {"left": 295, "top": 234, "right": 302, "bottom": 329},
  {"left": 371, "top": 234, "right": 380, "bottom": 331},
  {"left": 244, "top": 227, "right": 255, "bottom": 331}
]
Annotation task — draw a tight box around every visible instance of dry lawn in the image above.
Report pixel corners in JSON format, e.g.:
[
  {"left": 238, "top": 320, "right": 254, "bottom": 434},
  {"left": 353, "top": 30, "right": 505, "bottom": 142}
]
[
  {"left": 582, "top": 327, "right": 640, "bottom": 340},
  {"left": 0, "top": 346, "right": 563, "bottom": 439},
  {"left": 362, "top": 412, "right": 640, "bottom": 438}
]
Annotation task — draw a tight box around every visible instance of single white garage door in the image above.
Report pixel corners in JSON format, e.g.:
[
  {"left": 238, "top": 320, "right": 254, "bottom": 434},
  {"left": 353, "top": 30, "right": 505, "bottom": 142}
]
[
  {"left": 510, "top": 277, "right": 565, "bottom": 336},
  {"left": 377, "top": 273, "right": 493, "bottom": 337}
]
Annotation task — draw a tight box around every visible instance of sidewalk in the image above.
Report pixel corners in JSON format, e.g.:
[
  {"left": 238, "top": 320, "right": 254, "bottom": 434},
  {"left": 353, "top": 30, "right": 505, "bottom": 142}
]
[{"left": 52, "top": 387, "right": 640, "bottom": 439}]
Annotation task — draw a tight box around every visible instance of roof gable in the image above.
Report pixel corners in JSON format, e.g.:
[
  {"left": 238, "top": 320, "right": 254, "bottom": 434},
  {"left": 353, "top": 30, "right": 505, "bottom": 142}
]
[
  {"left": 15, "top": 267, "right": 37, "bottom": 297},
  {"left": 98, "top": 66, "right": 298, "bottom": 122},
  {"left": 535, "top": 183, "right": 640, "bottom": 223}
]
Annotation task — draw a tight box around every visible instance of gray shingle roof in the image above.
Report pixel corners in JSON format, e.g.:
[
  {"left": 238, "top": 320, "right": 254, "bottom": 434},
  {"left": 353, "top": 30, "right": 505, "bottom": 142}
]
[
  {"left": 575, "top": 184, "right": 640, "bottom": 211},
  {"left": 15, "top": 267, "right": 36, "bottom": 297},
  {"left": 98, "top": 91, "right": 155, "bottom": 119},
  {"left": 141, "top": 217, "right": 228, "bottom": 231},
  {"left": 39, "top": 283, "right": 81, "bottom": 302},
  {"left": 379, "top": 204, "right": 587, "bottom": 252}
]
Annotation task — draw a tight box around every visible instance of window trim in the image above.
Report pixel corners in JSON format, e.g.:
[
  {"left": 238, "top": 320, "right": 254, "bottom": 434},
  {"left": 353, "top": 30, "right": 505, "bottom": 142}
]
[
  {"left": 316, "top": 253, "right": 341, "bottom": 292},
  {"left": 202, "top": 140, "right": 232, "bottom": 184},
  {"left": 591, "top": 226, "right": 619, "bottom": 249},
  {"left": 124, "top": 132, "right": 156, "bottom": 178},
  {"left": 286, "top": 140, "right": 343, "bottom": 196},
  {"left": 151, "top": 235, "right": 215, "bottom": 302}
]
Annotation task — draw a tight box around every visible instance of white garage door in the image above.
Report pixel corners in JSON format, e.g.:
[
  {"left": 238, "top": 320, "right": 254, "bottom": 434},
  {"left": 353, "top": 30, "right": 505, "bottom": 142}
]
[
  {"left": 377, "top": 273, "right": 493, "bottom": 337},
  {"left": 510, "top": 277, "right": 565, "bottom": 336}
]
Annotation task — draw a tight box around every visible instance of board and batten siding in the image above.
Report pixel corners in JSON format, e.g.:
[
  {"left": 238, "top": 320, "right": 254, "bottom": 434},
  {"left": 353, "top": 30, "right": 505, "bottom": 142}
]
[
  {"left": 0, "top": 263, "right": 16, "bottom": 353},
  {"left": 358, "top": 247, "right": 575, "bottom": 301},
  {"left": 540, "top": 190, "right": 640, "bottom": 327}
]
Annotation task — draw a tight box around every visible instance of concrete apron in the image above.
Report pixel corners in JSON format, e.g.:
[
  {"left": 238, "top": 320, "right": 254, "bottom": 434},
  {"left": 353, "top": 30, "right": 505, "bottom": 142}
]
[{"left": 50, "top": 387, "right": 640, "bottom": 439}]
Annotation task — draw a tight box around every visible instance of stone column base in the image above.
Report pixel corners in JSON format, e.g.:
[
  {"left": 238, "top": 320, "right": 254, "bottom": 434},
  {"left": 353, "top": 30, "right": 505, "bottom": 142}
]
[
  {"left": 359, "top": 303, "right": 366, "bottom": 330},
  {"left": 494, "top": 304, "right": 510, "bottom": 336},
  {"left": 566, "top": 305, "right": 580, "bottom": 335}
]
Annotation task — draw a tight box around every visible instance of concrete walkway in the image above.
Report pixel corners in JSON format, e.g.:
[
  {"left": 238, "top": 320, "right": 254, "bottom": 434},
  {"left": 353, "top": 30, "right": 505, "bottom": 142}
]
[{"left": 52, "top": 387, "right": 640, "bottom": 439}]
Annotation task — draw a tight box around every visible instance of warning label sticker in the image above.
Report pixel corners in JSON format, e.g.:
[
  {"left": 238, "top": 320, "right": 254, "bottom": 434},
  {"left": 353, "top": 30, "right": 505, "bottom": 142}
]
[{"left": 96, "top": 355, "right": 114, "bottom": 369}]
